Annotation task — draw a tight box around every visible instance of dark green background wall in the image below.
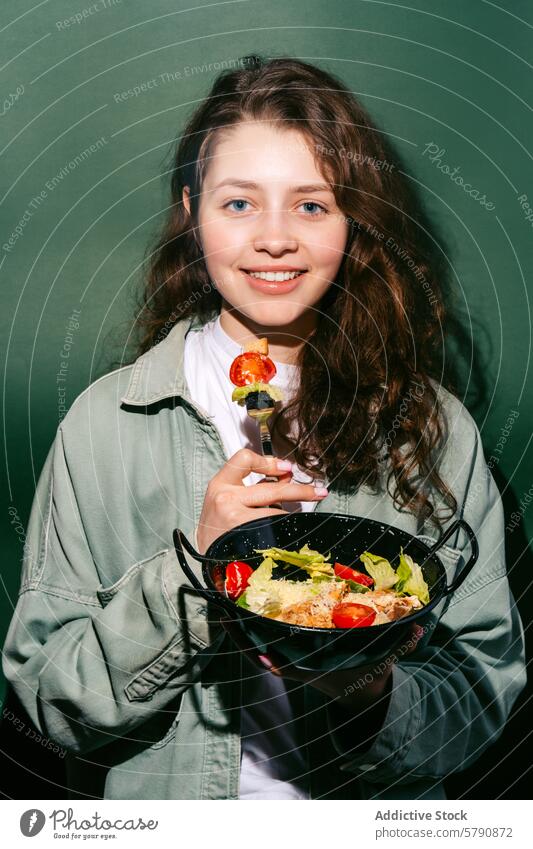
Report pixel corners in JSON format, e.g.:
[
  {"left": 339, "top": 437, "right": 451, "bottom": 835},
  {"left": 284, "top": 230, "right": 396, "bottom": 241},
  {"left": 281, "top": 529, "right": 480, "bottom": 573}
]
[{"left": 1, "top": 0, "right": 532, "bottom": 796}]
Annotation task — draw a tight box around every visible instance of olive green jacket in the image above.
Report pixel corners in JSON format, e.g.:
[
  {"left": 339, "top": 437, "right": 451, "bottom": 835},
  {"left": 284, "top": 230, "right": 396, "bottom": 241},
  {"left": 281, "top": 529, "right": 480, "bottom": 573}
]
[{"left": 2, "top": 311, "right": 526, "bottom": 800}]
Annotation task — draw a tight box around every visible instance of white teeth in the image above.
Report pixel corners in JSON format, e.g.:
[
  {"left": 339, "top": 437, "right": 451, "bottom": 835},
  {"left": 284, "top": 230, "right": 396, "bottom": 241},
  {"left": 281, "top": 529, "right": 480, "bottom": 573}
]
[{"left": 247, "top": 270, "right": 304, "bottom": 281}]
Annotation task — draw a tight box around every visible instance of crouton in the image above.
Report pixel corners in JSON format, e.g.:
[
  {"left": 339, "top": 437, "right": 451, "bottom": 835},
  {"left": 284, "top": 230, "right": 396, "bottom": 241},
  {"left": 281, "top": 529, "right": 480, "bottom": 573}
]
[{"left": 243, "top": 337, "right": 269, "bottom": 355}]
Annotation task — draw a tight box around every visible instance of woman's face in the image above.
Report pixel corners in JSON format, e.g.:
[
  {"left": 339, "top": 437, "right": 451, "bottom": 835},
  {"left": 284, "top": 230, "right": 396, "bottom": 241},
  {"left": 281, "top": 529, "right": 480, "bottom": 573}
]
[{"left": 183, "top": 122, "right": 348, "bottom": 334}]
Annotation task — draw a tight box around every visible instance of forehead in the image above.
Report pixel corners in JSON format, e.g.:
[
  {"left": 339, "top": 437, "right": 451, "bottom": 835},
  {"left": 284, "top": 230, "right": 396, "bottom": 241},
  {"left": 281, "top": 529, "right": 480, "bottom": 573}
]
[{"left": 203, "top": 121, "right": 330, "bottom": 188}]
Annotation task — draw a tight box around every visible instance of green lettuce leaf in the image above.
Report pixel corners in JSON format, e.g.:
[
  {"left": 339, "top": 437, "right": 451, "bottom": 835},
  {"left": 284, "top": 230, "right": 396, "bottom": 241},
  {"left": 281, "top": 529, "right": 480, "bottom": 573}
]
[
  {"left": 359, "top": 551, "right": 398, "bottom": 590},
  {"left": 235, "top": 590, "right": 250, "bottom": 609},
  {"left": 391, "top": 547, "right": 430, "bottom": 604},
  {"left": 253, "top": 543, "right": 334, "bottom": 578},
  {"left": 312, "top": 573, "right": 335, "bottom": 584},
  {"left": 231, "top": 382, "right": 284, "bottom": 405},
  {"left": 244, "top": 557, "right": 276, "bottom": 611},
  {"left": 402, "top": 559, "right": 430, "bottom": 605},
  {"left": 244, "top": 555, "right": 319, "bottom": 613},
  {"left": 394, "top": 548, "right": 413, "bottom": 593},
  {"left": 343, "top": 578, "right": 370, "bottom": 594}
]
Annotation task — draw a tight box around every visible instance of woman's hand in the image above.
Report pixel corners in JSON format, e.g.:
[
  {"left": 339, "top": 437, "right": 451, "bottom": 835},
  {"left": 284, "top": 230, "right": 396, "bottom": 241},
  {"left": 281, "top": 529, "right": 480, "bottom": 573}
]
[{"left": 196, "top": 448, "right": 329, "bottom": 554}]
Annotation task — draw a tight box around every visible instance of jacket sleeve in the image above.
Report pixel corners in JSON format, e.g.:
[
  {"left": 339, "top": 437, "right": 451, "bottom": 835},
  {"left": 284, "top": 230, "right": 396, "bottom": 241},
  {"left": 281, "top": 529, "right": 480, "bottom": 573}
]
[
  {"left": 2, "top": 428, "right": 223, "bottom": 755},
  {"left": 325, "top": 405, "right": 526, "bottom": 785}
]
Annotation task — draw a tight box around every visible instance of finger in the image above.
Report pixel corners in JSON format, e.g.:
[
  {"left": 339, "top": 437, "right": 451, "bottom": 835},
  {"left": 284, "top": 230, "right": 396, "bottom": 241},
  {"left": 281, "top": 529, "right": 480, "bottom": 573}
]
[
  {"left": 240, "top": 479, "right": 329, "bottom": 508},
  {"left": 216, "top": 448, "right": 294, "bottom": 486},
  {"left": 259, "top": 470, "right": 292, "bottom": 483}
]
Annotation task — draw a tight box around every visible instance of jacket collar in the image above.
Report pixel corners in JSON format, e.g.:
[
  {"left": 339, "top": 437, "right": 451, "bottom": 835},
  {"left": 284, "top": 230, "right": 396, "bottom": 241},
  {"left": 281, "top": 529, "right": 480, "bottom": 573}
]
[{"left": 121, "top": 311, "right": 215, "bottom": 406}]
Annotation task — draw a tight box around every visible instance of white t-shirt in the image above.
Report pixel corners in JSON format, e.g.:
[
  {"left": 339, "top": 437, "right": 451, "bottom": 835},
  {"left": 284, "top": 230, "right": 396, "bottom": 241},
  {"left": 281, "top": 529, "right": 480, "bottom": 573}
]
[{"left": 183, "top": 314, "right": 318, "bottom": 800}]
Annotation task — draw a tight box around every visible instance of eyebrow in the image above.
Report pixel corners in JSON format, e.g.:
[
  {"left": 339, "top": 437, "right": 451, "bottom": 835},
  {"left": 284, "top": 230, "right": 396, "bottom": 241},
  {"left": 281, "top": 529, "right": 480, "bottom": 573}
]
[{"left": 212, "top": 179, "right": 333, "bottom": 193}]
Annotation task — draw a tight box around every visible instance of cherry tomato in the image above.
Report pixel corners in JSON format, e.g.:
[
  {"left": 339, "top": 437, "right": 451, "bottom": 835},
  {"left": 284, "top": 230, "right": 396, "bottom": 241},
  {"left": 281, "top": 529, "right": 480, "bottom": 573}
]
[
  {"left": 334, "top": 562, "right": 374, "bottom": 587},
  {"left": 331, "top": 602, "right": 376, "bottom": 628},
  {"left": 225, "top": 561, "right": 254, "bottom": 600},
  {"left": 229, "top": 352, "right": 276, "bottom": 386}
]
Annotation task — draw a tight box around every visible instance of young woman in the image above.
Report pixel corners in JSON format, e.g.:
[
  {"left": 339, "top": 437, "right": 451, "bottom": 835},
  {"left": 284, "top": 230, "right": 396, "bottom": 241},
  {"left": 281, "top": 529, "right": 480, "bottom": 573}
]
[{"left": 3, "top": 56, "right": 525, "bottom": 801}]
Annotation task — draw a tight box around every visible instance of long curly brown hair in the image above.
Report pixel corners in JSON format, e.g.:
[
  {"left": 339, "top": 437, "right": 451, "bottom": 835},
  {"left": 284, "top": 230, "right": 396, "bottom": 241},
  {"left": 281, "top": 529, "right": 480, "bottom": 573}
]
[{"left": 136, "top": 54, "right": 458, "bottom": 528}]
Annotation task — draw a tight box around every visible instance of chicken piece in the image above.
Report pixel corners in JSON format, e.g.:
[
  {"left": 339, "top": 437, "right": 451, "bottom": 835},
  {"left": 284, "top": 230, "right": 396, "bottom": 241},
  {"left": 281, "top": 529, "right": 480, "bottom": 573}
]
[
  {"left": 274, "top": 581, "right": 346, "bottom": 628},
  {"left": 373, "top": 610, "right": 392, "bottom": 626},
  {"left": 371, "top": 590, "right": 422, "bottom": 621},
  {"left": 385, "top": 595, "right": 422, "bottom": 621},
  {"left": 343, "top": 589, "right": 422, "bottom": 623}
]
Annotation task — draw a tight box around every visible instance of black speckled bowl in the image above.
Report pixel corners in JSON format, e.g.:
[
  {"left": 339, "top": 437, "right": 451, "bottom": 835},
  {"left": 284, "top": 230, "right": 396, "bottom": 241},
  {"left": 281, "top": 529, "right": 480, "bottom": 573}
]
[{"left": 173, "top": 513, "right": 478, "bottom": 671}]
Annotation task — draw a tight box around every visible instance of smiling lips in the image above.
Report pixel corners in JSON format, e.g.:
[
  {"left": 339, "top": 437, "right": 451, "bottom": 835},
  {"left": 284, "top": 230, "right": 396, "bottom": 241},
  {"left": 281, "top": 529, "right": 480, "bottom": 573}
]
[
  {"left": 241, "top": 269, "right": 307, "bottom": 293},
  {"left": 242, "top": 267, "right": 306, "bottom": 280},
  {"left": 240, "top": 267, "right": 308, "bottom": 297}
]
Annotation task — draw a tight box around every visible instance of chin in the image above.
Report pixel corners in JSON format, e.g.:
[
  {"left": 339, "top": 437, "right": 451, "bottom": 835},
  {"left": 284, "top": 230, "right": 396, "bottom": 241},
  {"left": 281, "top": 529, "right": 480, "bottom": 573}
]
[{"left": 241, "top": 303, "right": 309, "bottom": 327}]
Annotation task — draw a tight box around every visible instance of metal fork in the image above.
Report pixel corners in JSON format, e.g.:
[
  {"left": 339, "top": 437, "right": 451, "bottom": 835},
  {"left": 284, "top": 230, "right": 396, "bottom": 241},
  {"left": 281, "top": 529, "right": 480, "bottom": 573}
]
[{"left": 245, "top": 393, "right": 284, "bottom": 509}]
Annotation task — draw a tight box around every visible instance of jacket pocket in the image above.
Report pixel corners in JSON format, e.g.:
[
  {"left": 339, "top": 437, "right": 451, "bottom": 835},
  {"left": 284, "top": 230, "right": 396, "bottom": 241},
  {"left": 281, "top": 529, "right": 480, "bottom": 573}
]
[
  {"left": 149, "top": 693, "right": 185, "bottom": 749},
  {"left": 96, "top": 550, "right": 223, "bottom": 703},
  {"left": 96, "top": 549, "right": 212, "bottom": 651}
]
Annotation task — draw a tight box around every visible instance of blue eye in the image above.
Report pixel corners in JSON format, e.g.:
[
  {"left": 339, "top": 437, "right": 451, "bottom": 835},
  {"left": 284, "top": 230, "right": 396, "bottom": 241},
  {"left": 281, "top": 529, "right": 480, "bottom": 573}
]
[
  {"left": 223, "top": 199, "right": 327, "bottom": 215},
  {"left": 299, "top": 201, "right": 327, "bottom": 215},
  {"left": 224, "top": 199, "right": 250, "bottom": 212}
]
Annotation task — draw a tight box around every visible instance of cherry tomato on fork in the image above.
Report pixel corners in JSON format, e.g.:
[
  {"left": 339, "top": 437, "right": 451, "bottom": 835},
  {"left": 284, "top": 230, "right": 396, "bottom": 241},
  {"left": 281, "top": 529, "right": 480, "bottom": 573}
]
[
  {"left": 225, "top": 561, "right": 254, "bottom": 600},
  {"left": 331, "top": 602, "right": 377, "bottom": 628},
  {"left": 229, "top": 352, "right": 276, "bottom": 386},
  {"left": 334, "top": 562, "right": 374, "bottom": 587}
]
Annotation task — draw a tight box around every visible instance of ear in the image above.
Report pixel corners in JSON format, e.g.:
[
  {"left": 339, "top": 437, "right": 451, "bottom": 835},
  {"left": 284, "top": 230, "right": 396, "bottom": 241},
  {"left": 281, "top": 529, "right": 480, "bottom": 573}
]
[
  {"left": 182, "top": 185, "right": 191, "bottom": 215},
  {"left": 182, "top": 185, "right": 203, "bottom": 254}
]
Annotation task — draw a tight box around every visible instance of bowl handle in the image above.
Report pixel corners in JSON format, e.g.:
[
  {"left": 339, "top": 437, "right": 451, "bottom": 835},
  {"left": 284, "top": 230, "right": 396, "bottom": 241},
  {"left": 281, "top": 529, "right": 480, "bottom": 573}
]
[
  {"left": 422, "top": 518, "right": 479, "bottom": 595},
  {"left": 172, "top": 529, "right": 236, "bottom": 617}
]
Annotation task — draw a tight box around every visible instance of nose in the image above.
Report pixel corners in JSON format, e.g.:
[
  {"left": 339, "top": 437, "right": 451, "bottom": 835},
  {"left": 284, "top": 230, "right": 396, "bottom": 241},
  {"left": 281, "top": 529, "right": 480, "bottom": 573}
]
[{"left": 252, "top": 208, "right": 298, "bottom": 254}]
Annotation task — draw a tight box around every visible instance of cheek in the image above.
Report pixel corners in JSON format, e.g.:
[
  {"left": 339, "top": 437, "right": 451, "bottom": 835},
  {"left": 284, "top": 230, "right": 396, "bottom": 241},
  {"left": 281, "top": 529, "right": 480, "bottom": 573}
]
[
  {"left": 309, "top": 224, "right": 348, "bottom": 267},
  {"left": 200, "top": 218, "right": 248, "bottom": 262}
]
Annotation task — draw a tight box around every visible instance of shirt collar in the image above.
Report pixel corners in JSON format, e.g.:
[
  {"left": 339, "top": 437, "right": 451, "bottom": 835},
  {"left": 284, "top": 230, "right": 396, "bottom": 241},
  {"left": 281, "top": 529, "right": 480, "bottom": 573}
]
[{"left": 121, "top": 310, "right": 214, "bottom": 406}]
